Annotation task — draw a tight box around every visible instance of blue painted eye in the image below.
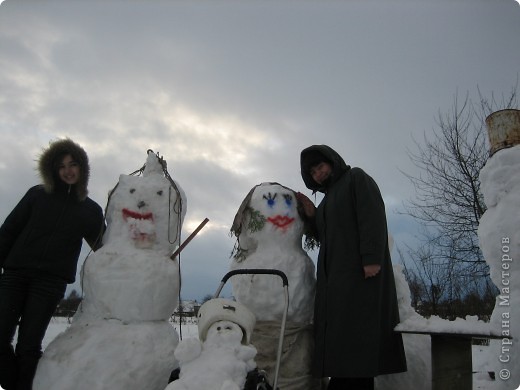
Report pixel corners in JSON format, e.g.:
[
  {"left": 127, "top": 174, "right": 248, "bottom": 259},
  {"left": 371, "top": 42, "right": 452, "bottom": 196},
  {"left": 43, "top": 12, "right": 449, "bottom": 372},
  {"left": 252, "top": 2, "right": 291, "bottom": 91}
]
[
  {"left": 263, "top": 192, "right": 277, "bottom": 208},
  {"left": 283, "top": 194, "right": 293, "bottom": 207}
]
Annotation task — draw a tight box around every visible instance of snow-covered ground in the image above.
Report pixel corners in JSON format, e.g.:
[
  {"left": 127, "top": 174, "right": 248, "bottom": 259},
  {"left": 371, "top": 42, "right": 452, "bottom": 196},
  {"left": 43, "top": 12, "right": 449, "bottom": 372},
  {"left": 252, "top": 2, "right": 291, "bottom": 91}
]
[{"left": 40, "top": 317, "right": 504, "bottom": 390}]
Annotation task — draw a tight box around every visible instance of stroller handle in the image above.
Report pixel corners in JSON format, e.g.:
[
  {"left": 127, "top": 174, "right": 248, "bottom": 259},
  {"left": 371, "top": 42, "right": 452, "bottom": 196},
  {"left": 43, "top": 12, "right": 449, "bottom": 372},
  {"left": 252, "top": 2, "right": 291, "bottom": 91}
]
[
  {"left": 219, "top": 268, "right": 288, "bottom": 287},
  {"left": 212, "top": 268, "right": 289, "bottom": 390},
  {"left": 213, "top": 268, "right": 289, "bottom": 390}
]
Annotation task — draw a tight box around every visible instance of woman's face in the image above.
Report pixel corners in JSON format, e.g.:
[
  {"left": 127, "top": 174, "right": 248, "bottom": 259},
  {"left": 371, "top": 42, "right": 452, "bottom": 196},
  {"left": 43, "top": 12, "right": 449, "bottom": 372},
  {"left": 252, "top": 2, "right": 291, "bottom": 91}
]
[
  {"left": 58, "top": 154, "right": 80, "bottom": 185},
  {"left": 310, "top": 161, "right": 332, "bottom": 185}
]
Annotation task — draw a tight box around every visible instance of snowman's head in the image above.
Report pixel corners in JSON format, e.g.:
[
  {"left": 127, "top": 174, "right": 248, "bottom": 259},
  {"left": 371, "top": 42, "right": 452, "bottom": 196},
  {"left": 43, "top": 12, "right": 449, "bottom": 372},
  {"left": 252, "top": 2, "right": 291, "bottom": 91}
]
[
  {"left": 103, "top": 151, "right": 187, "bottom": 251},
  {"left": 231, "top": 182, "right": 315, "bottom": 260},
  {"left": 250, "top": 183, "right": 299, "bottom": 232},
  {"left": 205, "top": 320, "right": 244, "bottom": 346},
  {"left": 197, "top": 298, "right": 256, "bottom": 345}
]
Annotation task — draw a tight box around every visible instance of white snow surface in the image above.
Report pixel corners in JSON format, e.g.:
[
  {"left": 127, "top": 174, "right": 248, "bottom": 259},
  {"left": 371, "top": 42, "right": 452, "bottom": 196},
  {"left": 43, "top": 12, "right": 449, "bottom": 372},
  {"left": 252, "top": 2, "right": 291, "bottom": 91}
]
[
  {"left": 39, "top": 315, "right": 505, "bottom": 390},
  {"left": 33, "top": 152, "right": 187, "bottom": 390},
  {"left": 396, "top": 315, "right": 499, "bottom": 336}
]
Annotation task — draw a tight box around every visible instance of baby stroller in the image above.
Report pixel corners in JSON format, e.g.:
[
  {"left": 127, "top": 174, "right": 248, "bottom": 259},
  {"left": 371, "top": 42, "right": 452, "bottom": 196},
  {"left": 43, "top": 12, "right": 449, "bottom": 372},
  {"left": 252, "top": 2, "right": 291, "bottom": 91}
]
[{"left": 169, "top": 269, "right": 289, "bottom": 390}]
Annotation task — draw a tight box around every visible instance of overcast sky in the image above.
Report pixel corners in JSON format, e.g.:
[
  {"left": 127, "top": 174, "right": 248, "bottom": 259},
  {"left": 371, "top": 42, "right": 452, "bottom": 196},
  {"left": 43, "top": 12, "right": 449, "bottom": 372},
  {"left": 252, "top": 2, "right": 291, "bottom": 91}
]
[{"left": 1, "top": 0, "right": 519, "bottom": 301}]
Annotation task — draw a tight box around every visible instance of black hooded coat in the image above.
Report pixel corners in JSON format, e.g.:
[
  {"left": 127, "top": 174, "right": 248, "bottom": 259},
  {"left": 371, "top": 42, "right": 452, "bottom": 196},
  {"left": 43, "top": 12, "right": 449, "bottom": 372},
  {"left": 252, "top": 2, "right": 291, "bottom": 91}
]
[
  {"left": 0, "top": 139, "right": 104, "bottom": 283},
  {"left": 300, "top": 145, "right": 406, "bottom": 378}
]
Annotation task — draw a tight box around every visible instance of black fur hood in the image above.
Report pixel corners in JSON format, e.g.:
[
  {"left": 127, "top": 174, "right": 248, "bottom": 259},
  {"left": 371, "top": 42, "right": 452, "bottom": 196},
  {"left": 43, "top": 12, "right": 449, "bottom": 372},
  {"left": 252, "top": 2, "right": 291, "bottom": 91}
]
[{"left": 38, "top": 138, "right": 90, "bottom": 201}]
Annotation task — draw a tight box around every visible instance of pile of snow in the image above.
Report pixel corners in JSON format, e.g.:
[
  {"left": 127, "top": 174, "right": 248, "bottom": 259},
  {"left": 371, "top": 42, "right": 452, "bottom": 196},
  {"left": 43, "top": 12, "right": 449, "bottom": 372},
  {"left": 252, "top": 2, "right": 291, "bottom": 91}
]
[{"left": 396, "top": 315, "right": 498, "bottom": 336}]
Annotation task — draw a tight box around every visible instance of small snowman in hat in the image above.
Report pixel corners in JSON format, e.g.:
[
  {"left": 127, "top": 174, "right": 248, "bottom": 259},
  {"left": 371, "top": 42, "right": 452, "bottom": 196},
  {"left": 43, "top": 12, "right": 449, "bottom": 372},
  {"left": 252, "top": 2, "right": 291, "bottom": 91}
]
[{"left": 166, "top": 298, "right": 257, "bottom": 390}]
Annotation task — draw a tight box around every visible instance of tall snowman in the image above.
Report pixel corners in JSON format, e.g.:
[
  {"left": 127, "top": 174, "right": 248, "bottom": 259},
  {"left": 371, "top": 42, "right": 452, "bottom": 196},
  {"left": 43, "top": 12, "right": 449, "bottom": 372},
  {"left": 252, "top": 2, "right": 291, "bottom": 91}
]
[
  {"left": 230, "top": 182, "right": 321, "bottom": 389},
  {"left": 477, "top": 109, "right": 520, "bottom": 389},
  {"left": 34, "top": 150, "right": 187, "bottom": 390}
]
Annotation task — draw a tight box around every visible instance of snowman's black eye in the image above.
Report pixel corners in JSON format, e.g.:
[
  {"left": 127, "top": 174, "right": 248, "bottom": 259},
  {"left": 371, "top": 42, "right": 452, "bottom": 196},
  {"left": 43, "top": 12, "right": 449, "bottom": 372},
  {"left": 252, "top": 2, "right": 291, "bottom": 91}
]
[
  {"left": 157, "top": 190, "right": 163, "bottom": 196},
  {"left": 217, "top": 326, "right": 222, "bottom": 331},
  {"left": 129, "top": 188, "right": 136, "bottom": 194}
]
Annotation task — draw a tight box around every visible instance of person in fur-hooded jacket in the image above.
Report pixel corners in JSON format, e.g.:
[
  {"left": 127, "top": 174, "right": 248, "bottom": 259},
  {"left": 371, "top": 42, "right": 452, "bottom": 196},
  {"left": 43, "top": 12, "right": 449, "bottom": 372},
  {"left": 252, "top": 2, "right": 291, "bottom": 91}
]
[{"left": 0, "top": 138, "right": 105, "bottom": 390}]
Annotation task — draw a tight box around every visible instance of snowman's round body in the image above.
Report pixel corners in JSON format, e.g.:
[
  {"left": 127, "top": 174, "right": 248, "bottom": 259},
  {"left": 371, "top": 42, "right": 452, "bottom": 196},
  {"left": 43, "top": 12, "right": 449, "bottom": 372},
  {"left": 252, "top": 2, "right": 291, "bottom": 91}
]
[
  {"left": 34, "top": 152, "right": 187, "bottom": 390},
  {"left": 80, "top": 244, "right": 179, "bottom": 322}
]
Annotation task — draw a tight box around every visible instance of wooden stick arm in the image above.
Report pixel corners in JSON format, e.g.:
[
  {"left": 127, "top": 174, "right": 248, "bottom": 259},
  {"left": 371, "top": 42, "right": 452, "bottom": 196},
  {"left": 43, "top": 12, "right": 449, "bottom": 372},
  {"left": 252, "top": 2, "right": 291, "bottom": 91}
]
[{"left": 170, "top": 218, "right": 209, "bottom": 260}]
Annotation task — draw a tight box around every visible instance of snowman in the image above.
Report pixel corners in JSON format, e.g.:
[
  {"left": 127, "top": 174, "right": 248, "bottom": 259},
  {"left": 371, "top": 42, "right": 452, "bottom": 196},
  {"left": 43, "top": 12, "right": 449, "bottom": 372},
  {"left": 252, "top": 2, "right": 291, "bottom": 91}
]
[
  {"left": 229, "top": 182, "right": 320, "bottom": 389},
  {"left": 165, "top": 298, "right": 257, "bottom": 390},
  {"left": 477, "top": 141, "right": 520, "bottom": 388},
  {"left": 33, "top": 150, "right": 187, "bottom": 390}
]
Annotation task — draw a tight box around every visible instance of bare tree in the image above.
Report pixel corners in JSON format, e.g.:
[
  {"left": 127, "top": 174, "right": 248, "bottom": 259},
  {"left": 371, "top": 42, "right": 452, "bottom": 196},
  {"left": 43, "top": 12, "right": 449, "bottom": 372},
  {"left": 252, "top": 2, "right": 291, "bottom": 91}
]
[
  {"left": 400, "top": 245, "right": 458, "bottom": 315},
  {"left": 400, "top": 82, "right": 518, "bottom": 316},
  {"left": 201, "top": 294, "right": 214, "bottom": 304}
]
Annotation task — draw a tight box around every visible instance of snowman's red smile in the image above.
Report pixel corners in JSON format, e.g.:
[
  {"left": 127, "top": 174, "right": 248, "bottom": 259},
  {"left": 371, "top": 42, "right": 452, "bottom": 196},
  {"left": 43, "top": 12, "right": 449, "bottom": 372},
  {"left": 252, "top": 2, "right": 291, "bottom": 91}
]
[
  {"left": 122, "top": 208, "right": 154, "bottom": 221},
  {"left": 267, "top": 215, "right": 294, "bottom": 229}
]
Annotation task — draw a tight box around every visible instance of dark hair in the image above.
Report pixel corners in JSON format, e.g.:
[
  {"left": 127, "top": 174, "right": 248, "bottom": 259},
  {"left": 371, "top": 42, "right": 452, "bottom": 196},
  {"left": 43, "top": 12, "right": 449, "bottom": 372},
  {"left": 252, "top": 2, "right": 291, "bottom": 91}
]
[
  {"left": 301, "top": 150, "right": 330, "bottom": 174},
  {"left": 52, "top": 151, "right": 81, "bottom": 171}
]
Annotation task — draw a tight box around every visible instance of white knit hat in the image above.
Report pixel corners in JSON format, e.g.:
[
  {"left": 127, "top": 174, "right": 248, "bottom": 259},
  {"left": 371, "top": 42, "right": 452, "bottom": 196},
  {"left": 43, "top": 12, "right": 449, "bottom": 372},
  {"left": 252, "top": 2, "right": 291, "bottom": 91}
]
[{"left": 197, "top": 298, "right": 256, "bottom": 345}]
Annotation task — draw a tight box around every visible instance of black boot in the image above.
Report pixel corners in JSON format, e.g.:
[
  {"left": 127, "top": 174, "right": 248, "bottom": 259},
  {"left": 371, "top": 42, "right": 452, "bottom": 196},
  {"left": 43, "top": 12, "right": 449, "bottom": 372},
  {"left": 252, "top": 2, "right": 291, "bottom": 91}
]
[{"left": 0, "top": 347, "right": 18, "bottom": 390}]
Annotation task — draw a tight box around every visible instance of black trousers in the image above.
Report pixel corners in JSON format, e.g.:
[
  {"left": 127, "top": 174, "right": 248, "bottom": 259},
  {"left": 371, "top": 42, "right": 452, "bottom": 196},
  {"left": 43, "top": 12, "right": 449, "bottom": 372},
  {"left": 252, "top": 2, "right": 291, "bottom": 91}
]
[
  {"left": 0, "top": 270, "right": 66, "bottom": 390},
  {"left": 327, "top": 377, "right": 375, "bottom": 390}
]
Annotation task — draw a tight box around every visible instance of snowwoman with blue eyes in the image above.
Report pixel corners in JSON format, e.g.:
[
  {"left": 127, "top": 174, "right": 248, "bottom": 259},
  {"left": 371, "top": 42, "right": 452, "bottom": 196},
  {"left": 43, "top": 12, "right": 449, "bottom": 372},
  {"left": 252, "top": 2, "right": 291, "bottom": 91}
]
[{"left": 230, "top": 182, "right": 321, "bottom": 390}]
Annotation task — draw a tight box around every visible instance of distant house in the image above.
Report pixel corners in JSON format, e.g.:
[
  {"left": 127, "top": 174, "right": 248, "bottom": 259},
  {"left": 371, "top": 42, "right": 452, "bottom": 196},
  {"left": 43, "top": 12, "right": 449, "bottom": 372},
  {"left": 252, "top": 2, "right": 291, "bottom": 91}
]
[{"left": 173, "top": 300, "right": 201, "bottom": 320}]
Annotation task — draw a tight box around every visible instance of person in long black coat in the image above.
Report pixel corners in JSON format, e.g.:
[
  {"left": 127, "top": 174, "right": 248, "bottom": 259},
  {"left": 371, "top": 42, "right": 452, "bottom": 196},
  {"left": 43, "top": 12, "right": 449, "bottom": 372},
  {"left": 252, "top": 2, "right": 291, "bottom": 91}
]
[
  {"left": 0, "top": 138, "right": 105, "bottom": 390},
  {"left": 297, "top": 145, "right": 406, "bottom": 390}
]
